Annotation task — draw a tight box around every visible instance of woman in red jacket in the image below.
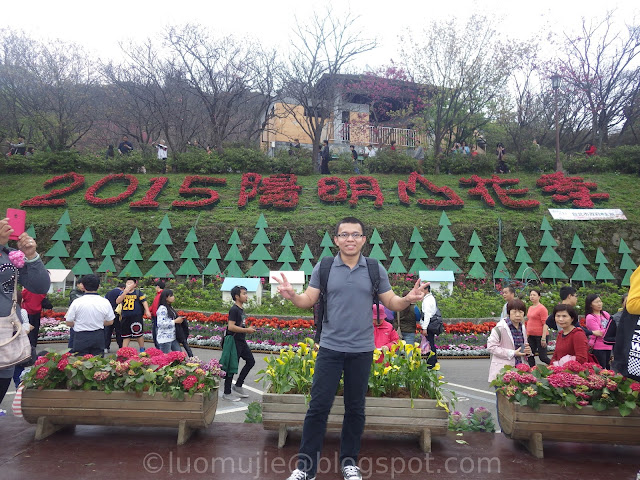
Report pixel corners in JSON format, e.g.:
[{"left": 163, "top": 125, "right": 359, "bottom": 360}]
[
  {"left": 551, "top": 304, "right": 589, "bottom": 364},
  {"left": 584, "top": 143, "right": 597, "bottom": 156}
]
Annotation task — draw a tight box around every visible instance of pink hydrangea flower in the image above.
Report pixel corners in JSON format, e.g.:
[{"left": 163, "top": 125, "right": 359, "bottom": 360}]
[
  {"left": 516, "top": 363, "right": 531, "bottom": 372},
  {"left": 117, "top": 347, "right": 138, "bottom": 359},
  {"left": 8, "top": 250, "right": 25, "bottom": 268},
  {"left": 630, "top": 383, "right": 640, "bottom": 392},
  {"left": 35, "top": 366, "right": 49, "bottom": 379},
  {"left": 182, "top": 375, "right": 197, "bottom": 390}
]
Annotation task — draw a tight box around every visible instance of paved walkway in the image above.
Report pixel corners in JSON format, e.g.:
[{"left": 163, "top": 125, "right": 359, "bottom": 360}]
[{"left": 2, "top": 345, "right": 638, "bottom": 479}]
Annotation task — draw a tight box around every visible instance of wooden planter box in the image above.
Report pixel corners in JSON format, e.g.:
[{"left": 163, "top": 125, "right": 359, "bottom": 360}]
[
  {"left": 262, "top": 393, "right": 448, "bottom": 452},
  {"left": 21, "top": 389, "right": 218, "bottom": 445},
  {"left": 497, "top": 392, "right": 640, "bottom": 458}
]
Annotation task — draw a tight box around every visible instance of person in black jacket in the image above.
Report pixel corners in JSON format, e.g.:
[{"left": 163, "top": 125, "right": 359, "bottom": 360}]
[{"left": 320, "top": 140, "right": 331, "bottom": 174}]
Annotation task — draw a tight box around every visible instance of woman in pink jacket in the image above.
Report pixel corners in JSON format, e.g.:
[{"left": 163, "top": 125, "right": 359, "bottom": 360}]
[
  {"left": 585, "top": 293, "right": 613, "bottom": 368},
  {"left": 487, "top": 299, "right": 532, "bottom": 382}
]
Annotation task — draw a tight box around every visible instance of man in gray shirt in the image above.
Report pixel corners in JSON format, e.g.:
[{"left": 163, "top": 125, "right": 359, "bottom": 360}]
[{"left": 273, "top": 217, "right": 430, "bottom": 480}]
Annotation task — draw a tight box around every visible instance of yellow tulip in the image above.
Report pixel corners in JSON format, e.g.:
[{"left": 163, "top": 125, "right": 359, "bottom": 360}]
[
  {"left": 309, "top": 368, "right": 314, "bottom": 375},
  {"left": 276, "top": 359, "right": 285, "bottom": 365},
  {"left": 432, "top": 363, "right": 441, "bottom": 371}
]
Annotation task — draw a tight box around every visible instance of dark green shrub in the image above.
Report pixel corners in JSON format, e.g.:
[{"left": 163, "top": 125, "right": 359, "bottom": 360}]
[
  {"left": 440, "top": 153, "right": 495, "bottom": 175},
  {"left": 564, "top": 154, "right": 612, "bottom": 174},
  {"left": 608, "top": 145, "right": 640, "bottom": 174},
  {"left": 518, "top": 146, "right": 555, "bottom": 173},
  {"left": 222, "top": 147, "right": 271, "bottom": 173},
  {"left": 366, "top": 150, "right": 419, "bottom": 173},
  {"left": 171, "top": 150, "right": 226, "bottom": 174},
  {"left": 330, "top": 154, "right": 360, "bottom": 174},
  {"left": 271, "top": 150, "right": 313, "bottom": 175}
]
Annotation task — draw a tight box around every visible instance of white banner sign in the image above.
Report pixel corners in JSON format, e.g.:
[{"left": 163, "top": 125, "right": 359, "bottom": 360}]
[{"left": 548, "top": 208, "right": 627, "bottom": 220}]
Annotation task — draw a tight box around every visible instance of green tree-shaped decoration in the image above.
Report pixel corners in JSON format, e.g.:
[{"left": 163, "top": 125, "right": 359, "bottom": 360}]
[
  {"left": 408, "top": 227, "right": 428, "bottom": 275},
  {"left": 387, "top": 241, "right": 406, "bottom": 274},
  {"left": 72, "top": 228, "right": 94, "bottom": 276},
  {"left": 435, "top": 214, "right": 461, "bottom": 273},
  {"left": 119, "top": 229, "right": 144, "bottom": 278},
  {"left": 493, "top": 246, "right": 511, "bottom": 280},
  {"left": 618, "top": 239, "right": 637, "bottom": 287},
  {"left": 25, "top": 225, "right": 36, "bottom": 238},
  {"left": 538, "top": 217, "right": 567, "bottom": 283},
  {"left": 277, "top": 232, "right": 297, "bottom": 270},
  {"left": 514, "top": 232, "right": 537, "bottom": 281},
  {"left": 569, "top": 234, "right": 595, "bottom": 285},
  {"left": 146, "top": 217, "right": 175, "bottom": 278},
  {"left": 176, "top": 227, "right": 201, "bottom": 276},
  {"left": 202, "top": 244, "right": 222, "bottom": 276},
  {"left": 45, "top": 210, "right": 72, "bottom": 269},
  {"left": 594, "top": 249, "right": 615, "bottom": 282},
  {"left": 466, "top": 231, "right": 487, "bottom": 279},
  {"left": 368, "top": 228, "right": 387, "bottom": 262},
  {"left": 224, "top": 229, "right": 244, "bottom": 277},
  {"left": 97, "top": 240, "right": 117, "bottom": 275},
  {"left": 247, "top": 217, "right": 272, "bottom": 277},
  {"left": 318, "top": 232, "right": 334, "bottom": 260},
  {"left": 299, "top": 244, "right": 315, "bottom": 277}
]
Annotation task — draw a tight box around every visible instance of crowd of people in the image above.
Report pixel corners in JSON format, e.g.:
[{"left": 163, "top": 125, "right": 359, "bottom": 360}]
[{"left": 488, "top": 283, "right": 629, "bottom": 382}]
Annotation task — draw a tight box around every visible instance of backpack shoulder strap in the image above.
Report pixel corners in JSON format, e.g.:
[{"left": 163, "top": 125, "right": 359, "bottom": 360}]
[
  {"left": 318, "top": 256, "right": 334, "bottom": 326},
  {"left": 365, "top": 257, "right": 381, "bottom": 318},
  {"left": 319, "top": 256, "right": 334, "bottom": 295}
]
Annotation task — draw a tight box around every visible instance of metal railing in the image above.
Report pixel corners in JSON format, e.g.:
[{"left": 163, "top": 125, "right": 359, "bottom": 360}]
[{"left": 332, "top": 123, "right": 428, "bottom": 148}]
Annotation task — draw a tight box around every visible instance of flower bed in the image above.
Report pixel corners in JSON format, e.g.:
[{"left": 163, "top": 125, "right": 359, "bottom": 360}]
[
  {"left": 24, "top": 348, "right": 224, "bottom": 398},
  {"left": 493, "top": 361, "right": 640, "bottom": 457},
  {"left": 260, "top": 338, "right": 451, "bottom": 451},
  {"left": 37, "top": 312, "right": 555, "bottom": 357},
  {"left": 492, "top": 361, "right": 640, "bottom": 414},
  {"left": 21, "top": 348, "right": 223, "bottom": 444}
]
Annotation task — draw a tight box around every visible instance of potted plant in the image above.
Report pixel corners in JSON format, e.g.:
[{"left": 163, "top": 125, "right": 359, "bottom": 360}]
[
  {"left": 258, "top": 338, "right": 451, "bottom": 452},
  {"left": 20, "top": 348, "right": 225, "bottom": 444},
  {"left": 491, "top": 361, "right": 640, "bottom": 457}
]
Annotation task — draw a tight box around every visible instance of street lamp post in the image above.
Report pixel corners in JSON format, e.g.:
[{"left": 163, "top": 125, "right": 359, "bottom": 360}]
[{"left": 551, "top": 74, "right": 561, "bottom": 172}]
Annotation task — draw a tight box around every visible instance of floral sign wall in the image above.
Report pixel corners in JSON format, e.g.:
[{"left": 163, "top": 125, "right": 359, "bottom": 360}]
[{"left": 20, "top": 171, "right": 610, "bottom": 211}]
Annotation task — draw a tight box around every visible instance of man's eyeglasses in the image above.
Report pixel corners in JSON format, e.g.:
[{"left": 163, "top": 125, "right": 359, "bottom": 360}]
[{"left": 336, "top": 232, "right": 364, "bottom": 239}]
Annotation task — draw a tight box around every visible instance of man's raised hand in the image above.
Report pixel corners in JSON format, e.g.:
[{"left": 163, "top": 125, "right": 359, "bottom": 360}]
[{"left": 271, "top": 272, "right": 295, "bottom": 300}]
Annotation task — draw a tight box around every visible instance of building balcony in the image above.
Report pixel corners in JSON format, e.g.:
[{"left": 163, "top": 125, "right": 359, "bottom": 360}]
[{"left": 330, "top": 123, "right": 428, "bottom": 148}]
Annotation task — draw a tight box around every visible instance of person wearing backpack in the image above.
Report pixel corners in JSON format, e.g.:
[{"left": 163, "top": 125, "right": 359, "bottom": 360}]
[{"left": 272, "top": 217, "right": 430, "bottom": 480}]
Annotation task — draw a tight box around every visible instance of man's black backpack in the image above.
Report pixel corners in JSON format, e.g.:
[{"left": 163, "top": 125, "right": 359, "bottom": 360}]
[{"left": 313, "top": 256, "right": 381, "bottom": 343}]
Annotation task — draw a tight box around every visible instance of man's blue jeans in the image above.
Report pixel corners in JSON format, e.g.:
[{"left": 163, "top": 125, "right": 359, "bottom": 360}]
[{"left": 297, "top": 346, "right": 373, "bottom": 477}]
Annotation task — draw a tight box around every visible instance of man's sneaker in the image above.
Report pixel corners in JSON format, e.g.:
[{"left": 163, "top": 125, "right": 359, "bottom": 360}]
[
  {"left": 222, "top": 393, "right": 241, "bottom": 402},
  {"left": 232, "top": 385, "right": 249, "bottom": 398},
  {"left": 342, "top": 465, "right": 362, "bottom": 480},
  {"left": 285, "top": 469, "right": 315, "bottom": 480}
]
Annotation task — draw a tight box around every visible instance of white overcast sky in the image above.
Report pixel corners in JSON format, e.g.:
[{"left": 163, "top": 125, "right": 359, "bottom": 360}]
[{"left": 20, "top": 0, "right": 639, "bottom": 70}]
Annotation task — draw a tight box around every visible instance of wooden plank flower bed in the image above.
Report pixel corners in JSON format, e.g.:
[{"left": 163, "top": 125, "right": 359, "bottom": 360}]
[
  {"left": 262, "top": 393, "right": 448, "bottom": 452},
  {"left": 22, "top": 389, "right": 218, "bottom": 445},
  {"left": 497, "top": 393, "right": 640, "bottom": 458},
  {"left": 20, "top": 348, "right": 224, "bottom": 444},
  {"left": 492, "top": 361, "right": 640, "bottom": 458},
  {"left": 258, "top": 339, "right": 451, "bottom": 452}
]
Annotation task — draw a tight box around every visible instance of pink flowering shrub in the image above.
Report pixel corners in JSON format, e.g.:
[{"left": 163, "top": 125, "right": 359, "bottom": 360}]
[
  {"left": 22, "top": 349, "right": 223, "bottom": 400},
  {"left": 492, "top": 362, "right": 640, "bottom": 416}
]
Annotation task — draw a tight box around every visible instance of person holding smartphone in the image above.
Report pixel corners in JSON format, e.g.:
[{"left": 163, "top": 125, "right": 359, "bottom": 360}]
[{"left": 0, "top": 216, "right": 50, "bottom": 405}]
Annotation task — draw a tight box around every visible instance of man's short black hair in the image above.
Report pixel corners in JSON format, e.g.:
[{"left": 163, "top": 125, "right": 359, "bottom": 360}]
[
  {"left": 559, "top": 286, "right": 577, "bottom": 301},
  {"left": 155, "top": 279, "right": 166, "bottom": 289},
  {"left": 503, "top": 285, "right": 516, "bottom": 295},
  {"left": 231, "top": 285, "right": 247, "bottom": 301},
  {"left": 125, "top": 277, "right": 138, "bottom": 284},
  {"left": 335, "top": 217, "right": 366, "bottom": 236},
  {"left": 80, "top": 274, "right": 100, "bottom": 291}
]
